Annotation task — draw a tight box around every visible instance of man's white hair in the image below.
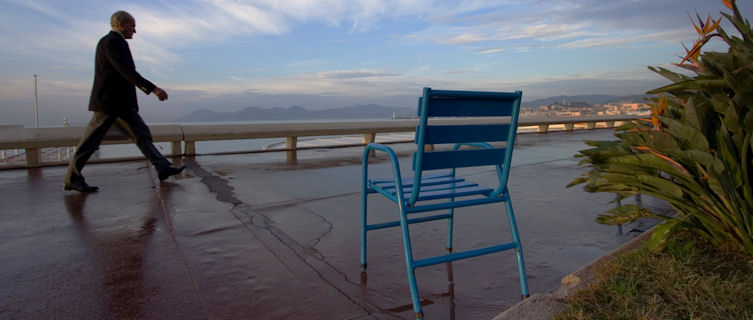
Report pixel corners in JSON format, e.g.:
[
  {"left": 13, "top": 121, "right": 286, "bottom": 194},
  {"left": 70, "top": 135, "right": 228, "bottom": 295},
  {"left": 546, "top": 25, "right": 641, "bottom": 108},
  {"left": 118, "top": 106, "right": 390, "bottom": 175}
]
[{"left": 110, "top": 10, "right": 134, "bottom": 28}]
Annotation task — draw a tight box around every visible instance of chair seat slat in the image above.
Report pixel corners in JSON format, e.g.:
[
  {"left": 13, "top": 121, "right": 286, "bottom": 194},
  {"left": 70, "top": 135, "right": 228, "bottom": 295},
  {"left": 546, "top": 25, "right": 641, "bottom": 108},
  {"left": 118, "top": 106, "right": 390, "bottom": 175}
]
[
  {"left": 411, "top": 185, "right": 493, "bottom": 201},
  {"left": 372, "top": 176, "right": 464, "bottom": 190},
  {"left": 401, "top": 181, "right": 478, "bottom": 193},
  {"left": 369, "top": 172, "right": 451, "bottom": 185},
  {"left": 376, "top": 178, "right": 490, "bottom": 201}
]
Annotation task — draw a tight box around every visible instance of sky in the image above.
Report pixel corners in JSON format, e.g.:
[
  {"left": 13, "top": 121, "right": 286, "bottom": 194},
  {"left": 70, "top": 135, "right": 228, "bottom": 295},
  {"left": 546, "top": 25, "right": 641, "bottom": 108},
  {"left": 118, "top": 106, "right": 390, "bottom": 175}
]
[{"left": 1, "top": 0, "right": 751, "bottom": 126}]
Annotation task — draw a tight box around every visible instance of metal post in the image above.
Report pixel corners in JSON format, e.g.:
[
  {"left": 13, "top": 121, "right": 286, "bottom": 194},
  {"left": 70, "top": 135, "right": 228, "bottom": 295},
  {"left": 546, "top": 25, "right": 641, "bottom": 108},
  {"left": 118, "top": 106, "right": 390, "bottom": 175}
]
[
  {"left": 34, "top": 74, "right": 39, "bottom": 128},
  {"left": 617, "top": 198, "right": 623, "bottom": 235},
  {"left": 63, "top": 117, "right": 70, "bottom": 159}
]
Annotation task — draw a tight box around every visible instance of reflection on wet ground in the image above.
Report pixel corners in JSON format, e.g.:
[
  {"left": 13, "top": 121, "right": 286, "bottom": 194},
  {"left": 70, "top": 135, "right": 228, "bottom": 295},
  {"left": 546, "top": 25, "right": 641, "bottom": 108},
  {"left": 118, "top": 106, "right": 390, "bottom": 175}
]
[{"left": 0, "top": 130, "right": 664, "bottom": 319}]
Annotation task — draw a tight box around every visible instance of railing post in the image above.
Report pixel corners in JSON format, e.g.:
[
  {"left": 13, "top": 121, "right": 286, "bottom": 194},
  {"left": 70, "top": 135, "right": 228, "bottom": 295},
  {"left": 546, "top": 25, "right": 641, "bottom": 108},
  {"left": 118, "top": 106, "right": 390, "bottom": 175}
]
[
  {"left": 564, "top": 123, "right": 575, "bottom": 131},
  {"left": 26, "top": 148, "right": 41, "bottom": 167},
  {"left": 586, "top": 122, "right": 596, "bottom": 130},
  {"left": 171, "top": 141, "right": 182, "bottom": 157},
  {"left": 363, "top": 133, "right": 375, "bottom": 145},
  {"left": 363, "top": 133, "right": 376, "bottom": 157},
  {"left": 606, "top": 121, "right": 615, "bottom": 128},
  {"left": 185, "top": 141, "right": 196, "bottom": 156},
  {"left": 286, "top": 136, "right": 298, "bottom": 164},
  {"left": 537, "top": 124, "right": 549, "bottom": 133}
]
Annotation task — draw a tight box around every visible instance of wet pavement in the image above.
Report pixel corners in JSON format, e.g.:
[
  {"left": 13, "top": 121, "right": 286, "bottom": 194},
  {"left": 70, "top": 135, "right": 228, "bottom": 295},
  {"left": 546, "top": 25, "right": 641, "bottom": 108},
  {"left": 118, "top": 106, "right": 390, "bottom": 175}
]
[{"left": 0, "top": 129, "right": 666, "bottom": 319}]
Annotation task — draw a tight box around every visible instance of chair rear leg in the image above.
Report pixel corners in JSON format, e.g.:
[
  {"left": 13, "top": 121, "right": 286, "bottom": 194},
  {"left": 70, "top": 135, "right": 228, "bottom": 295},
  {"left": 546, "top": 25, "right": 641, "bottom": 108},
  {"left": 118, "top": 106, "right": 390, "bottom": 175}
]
[
  {"left": 361, "top": 185, "right": 368, "bottom": 271},
  {"left": 446, "top": 207, "right": 454, "bottom": 253},
  {"left": 505, "top": 199, "right": 529, "bottom": 299}
]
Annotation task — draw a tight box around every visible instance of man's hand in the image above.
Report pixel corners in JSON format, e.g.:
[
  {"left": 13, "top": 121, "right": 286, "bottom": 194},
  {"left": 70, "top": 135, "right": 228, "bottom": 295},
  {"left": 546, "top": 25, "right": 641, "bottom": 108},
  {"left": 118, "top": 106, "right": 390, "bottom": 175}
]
[{"left": 153, "top": 87, "right": 168, "bottom": 101}]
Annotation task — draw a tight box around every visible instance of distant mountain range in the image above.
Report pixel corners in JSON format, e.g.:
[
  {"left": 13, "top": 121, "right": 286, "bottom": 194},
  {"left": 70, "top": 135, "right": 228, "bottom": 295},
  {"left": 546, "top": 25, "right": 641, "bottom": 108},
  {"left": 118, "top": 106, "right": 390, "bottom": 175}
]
[
  {"left": 176, "top": 94, "right": 652, "bottom": 122},
  {"left": 176, "top": 104, "right": 417, "bottom": 122}
]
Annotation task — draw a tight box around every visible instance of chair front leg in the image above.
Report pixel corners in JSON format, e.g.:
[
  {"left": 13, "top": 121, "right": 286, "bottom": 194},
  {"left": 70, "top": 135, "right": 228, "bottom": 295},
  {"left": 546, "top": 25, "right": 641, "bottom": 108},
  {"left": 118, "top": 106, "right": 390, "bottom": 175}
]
[
  {"left": 361, "top": 143, "right": 403, "bottom": 271},
  {"left": 398, "top": 201, "right": 424, "bottom": 320}
]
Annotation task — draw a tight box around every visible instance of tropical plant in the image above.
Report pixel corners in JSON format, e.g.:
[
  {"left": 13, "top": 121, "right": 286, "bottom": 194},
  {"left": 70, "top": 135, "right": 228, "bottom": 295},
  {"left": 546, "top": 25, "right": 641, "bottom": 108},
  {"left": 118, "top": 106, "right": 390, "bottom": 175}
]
[{"left": 569, "top": 0, "right": 753, "bottom": 255}]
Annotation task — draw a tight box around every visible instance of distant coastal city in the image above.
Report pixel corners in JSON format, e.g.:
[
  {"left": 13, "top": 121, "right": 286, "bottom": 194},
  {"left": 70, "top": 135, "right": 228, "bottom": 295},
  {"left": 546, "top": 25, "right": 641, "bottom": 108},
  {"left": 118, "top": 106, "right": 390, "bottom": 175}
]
[
  {"left": 392, "top": 95, "right": 654, "bottom": 119},
  {"left": 521, "top": 99, "right": 651, "bottom": 117}
]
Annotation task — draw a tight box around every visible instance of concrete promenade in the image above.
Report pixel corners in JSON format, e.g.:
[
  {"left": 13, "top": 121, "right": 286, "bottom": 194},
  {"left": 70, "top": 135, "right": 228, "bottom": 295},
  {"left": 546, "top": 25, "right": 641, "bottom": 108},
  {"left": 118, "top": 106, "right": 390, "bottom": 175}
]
[{"left": 0, "top": 129, "right": 664, "bottom": 319}]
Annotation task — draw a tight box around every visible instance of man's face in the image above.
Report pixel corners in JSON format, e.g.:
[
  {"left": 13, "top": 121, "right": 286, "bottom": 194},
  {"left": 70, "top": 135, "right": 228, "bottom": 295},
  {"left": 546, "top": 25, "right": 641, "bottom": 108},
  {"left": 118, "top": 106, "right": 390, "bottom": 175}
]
[{"left": 119, "top": 19, "right": 136, "bottom": 39}]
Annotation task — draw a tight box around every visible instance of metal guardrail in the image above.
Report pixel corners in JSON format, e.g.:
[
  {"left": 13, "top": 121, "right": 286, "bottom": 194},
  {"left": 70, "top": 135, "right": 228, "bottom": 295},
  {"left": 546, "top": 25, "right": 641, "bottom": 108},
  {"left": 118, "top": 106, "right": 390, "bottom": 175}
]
[{"left": 0, "top": 115, "right": 642, "bottom": 168}]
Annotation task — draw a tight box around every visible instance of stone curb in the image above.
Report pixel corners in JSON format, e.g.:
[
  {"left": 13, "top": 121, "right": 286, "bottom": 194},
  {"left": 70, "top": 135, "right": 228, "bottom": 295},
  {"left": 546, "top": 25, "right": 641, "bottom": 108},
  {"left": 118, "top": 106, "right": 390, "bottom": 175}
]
[{"left": 492, "top": 228, "right": 655, "bottom": 320}]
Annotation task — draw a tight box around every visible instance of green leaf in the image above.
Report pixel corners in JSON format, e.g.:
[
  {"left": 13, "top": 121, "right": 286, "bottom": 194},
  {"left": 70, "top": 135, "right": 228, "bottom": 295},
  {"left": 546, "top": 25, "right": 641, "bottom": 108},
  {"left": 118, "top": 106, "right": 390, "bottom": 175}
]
[
  {"left": 647, "top": 78, "right": 727, "bottom": 94},
  {"left": 648, "top": 220, "right": 679, "bottom": 253},
  {"left": 636, "top": 174, "right": 684, "bottom": 199},
  {"left": 567, "top": 176, "right": 589, "bottom": 188},
  {"left": 658, "top": 115, "right": 710, "bottom": 151},
  {"left": 721, "top": 98, "right": 742, "bottom": 132},
  {"left": 648, "top": 66, "right": 692, "bottom": 83},
  {"left": 677, "top": 149, "right": 714, "bottom": 167},
  {"left": 682, "top": 97, "right": 702, "bottom": 130},
  {"left": 594, "top": 204, "right": 667, "bottom": 225}
]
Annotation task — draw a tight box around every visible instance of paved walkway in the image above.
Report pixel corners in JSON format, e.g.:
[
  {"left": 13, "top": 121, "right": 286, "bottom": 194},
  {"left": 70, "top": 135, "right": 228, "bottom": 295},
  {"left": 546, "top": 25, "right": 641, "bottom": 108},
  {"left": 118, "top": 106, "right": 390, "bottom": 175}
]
[{"left": 0, "top": 130, "right": 664, "bottom": 319}]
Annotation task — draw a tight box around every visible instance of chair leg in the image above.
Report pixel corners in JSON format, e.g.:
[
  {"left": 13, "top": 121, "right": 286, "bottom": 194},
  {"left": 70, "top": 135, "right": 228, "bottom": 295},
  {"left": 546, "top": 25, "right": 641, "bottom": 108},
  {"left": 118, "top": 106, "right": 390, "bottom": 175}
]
[
  {"left": 446, "top": 207, "right": 454, "bottom": 253},
  {"left": 447, "top": 170, "right": 456, "bottom": 253},
  {"left": 505, "top": 198, "right": 529, "bottom": 298},
  {"left": 406, "top": 269, "right": 423, "bottom": 319},
  {"left": 398, "top": 204, "right": 424, "bottom": 319},
  {"left": 361, "top": 189, "right": 368, "bottom": 271}
]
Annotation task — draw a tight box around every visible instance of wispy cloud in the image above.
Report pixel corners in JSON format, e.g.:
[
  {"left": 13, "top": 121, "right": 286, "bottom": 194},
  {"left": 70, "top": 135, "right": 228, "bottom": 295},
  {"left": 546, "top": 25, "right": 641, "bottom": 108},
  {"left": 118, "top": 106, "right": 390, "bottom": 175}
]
[
  {"left": 316, "top": 69, "right": 400, "bottom": 79},
  {"left": 166, "top": 68, "right": 408, "bottom": 96},
  {"left": 475, "top": 47, "right": 505, "bottom": 54},
  {"left": 439, "top": 33, "right": 490, "bottom": 45},
  {"left": 558, "top": 29, "right": 692, "bottom": 49}
]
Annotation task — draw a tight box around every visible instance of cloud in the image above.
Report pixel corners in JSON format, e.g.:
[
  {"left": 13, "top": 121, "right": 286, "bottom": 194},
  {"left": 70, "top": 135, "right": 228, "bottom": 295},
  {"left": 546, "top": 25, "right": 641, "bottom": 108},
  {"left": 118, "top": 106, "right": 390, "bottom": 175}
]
[
  {"left": 476, "top": 47, "right": 505, "bottom": 54},
  {"left": 440, "top": 33, "right": 490, "bottom": 45},
  {"left": 558, "top": 29, "right": 692, "bottom": 49},
  {"left": 315, "top": 69, "right": 401, "bottom": 79},
  {"left": 161, "top": 68, "right": 401, "bottom": 96},
  {"left": 442, "top": 68, "right": 478, "bottom": 74},
  {"left": 287, "top": 58, "right": 331, "bottom": 69}
]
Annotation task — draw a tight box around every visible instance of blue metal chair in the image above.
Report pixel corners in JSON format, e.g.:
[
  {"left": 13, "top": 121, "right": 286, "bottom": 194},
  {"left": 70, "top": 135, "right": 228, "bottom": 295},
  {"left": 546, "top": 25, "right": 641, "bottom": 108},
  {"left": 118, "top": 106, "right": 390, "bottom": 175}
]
[{"left": 361, "top": 87, "right": 529, "bottom": 319}]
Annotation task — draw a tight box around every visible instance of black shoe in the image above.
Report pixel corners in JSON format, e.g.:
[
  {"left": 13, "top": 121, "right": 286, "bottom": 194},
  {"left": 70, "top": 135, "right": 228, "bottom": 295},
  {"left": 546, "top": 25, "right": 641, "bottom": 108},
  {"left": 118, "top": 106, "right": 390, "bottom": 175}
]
[
  {"left": 63, "top": 181, "right": 99, "bottom": 193},
  {"left": 158, "top": 165, "right": 185, "bottom": 181}
]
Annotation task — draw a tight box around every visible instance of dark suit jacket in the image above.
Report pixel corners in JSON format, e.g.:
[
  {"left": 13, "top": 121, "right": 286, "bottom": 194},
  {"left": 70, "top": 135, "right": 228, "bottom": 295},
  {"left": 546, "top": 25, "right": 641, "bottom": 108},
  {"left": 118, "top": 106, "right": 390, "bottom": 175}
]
[{"left": 89, "top": 31, "right": 156, "bottom": 114}]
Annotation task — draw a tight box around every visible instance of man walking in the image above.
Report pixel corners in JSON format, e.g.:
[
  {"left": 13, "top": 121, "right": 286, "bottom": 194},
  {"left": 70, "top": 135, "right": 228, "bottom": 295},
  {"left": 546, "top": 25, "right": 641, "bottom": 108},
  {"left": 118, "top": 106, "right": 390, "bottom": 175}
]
[{"left": 63, "top": 10, "right": 184, "bottom": 192}]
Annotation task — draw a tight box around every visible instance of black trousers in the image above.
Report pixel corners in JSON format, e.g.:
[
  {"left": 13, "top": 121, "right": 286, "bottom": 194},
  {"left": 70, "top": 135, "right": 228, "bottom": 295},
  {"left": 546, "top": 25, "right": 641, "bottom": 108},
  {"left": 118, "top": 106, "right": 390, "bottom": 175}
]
[{"left": 64, "top": 110, "right": 171, "bottom": 184}]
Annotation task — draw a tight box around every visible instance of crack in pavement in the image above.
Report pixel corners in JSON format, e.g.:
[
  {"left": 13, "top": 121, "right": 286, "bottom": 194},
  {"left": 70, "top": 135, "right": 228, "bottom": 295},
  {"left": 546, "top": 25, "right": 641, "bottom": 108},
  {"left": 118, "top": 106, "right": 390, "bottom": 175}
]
[{"left": 185, "top": 160, "right": 400, "bottom": 319}]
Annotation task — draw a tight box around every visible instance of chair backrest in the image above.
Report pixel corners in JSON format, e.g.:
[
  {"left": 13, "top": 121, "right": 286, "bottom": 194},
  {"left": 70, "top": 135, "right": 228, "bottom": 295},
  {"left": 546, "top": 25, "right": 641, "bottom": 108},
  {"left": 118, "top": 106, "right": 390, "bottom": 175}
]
[{"left": 409, "top": 87, "right": 522, "bottom": 204}]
